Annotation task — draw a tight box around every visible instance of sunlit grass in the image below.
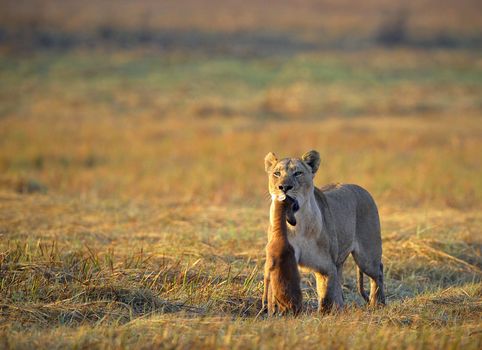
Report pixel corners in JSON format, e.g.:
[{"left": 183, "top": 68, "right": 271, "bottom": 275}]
[{"left": 0, "top": 46, "right": 481, "bottom": 348}]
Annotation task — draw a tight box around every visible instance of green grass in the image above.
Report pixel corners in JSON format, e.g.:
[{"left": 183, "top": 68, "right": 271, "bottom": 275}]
[{"left": 1, "top": 50, "right": 480, "bottom": 121}]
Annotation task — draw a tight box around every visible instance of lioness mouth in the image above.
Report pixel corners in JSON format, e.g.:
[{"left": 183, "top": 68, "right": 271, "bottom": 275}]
[{"left": 271, "top": 193, "right": 286, "bottom": 201}]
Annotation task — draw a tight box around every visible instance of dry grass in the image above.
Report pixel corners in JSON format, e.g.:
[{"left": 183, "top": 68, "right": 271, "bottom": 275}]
[
  {"left": 0, "top": 1, "right": 482, "bottom": 348},
  {"left": 1, "top": 107, "right": 481, "bottom": 348},
  {"left": 0, "top": 216, "right": 481, "bottom": 349}
]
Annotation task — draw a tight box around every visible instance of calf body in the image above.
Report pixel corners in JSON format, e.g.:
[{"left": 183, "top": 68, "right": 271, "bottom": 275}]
[{"left": 262, "top": 196, "right": 302, "bottom": 315}]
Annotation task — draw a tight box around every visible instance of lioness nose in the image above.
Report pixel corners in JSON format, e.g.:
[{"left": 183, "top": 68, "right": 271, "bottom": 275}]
[{"left": 278, "top": 185, "right": 293, "bottom": 192}]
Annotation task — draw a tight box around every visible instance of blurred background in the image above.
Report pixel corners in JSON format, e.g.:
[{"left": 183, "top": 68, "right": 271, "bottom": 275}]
[
  {"left": 1, "top": 2, "right": 481, "bottom": 344},
  {"left": 0, "top": 0, "right": 481, "bottom": 209}
]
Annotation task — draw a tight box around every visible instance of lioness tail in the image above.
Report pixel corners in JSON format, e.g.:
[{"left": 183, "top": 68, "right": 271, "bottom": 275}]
[{"left": 357, "top": 267, "right": 369, "bottom": 303}]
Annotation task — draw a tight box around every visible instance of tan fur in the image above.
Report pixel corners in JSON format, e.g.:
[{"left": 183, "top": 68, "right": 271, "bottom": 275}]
[
  {"left": 264, "top": 150, "right": 386, "bottom": 312},
  {"left": 262, "top": 196, "right": 302, "bottom": 316}
]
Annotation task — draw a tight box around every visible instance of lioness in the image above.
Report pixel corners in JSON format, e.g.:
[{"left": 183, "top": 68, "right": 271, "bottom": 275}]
[{"left": 264, "top": 150, "right": 385, "bottom": 312}]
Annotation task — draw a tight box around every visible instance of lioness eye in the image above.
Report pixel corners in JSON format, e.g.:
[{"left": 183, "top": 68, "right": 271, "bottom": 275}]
[
  {"left": 294, "top": 171, "right": 303, "bottom": 177},
  {"left": 273, "top": 171, "right": 281, "bottom": 178}
]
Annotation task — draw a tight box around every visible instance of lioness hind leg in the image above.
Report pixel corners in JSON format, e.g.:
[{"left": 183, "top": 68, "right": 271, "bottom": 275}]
[
  {"left": 352, "top": 253, "right": 385, "bottom": 306},
  {"left": 337, "top": 264, "right": 346, "bottom": 303},
  {"left": 369, "top": 263, "right": 385, "bottom": 306}
]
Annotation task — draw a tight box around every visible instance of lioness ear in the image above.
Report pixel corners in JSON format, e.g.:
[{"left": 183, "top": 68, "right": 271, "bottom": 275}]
[
  {"left": 264, "top": 152, "right": 278, "bottom": 173},
  {"left": 302, "top": 150, "right": 321, "bottom": 174}
]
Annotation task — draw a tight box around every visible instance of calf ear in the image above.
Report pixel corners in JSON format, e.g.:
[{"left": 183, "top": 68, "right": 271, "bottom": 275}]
[
  {"left": 286, "top": 210, "right": 297, "bottom": 226},
  {"left": 264, "top": 152, "right": 278, "bottom": 173},
  {"left": 301, "top": 150, "right": 321, "bottom": 174}
]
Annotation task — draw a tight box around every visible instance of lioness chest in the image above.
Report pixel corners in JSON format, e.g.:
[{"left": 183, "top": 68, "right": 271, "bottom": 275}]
[{"left": 286, "top": 212, "right": 335, "bottom": 275}]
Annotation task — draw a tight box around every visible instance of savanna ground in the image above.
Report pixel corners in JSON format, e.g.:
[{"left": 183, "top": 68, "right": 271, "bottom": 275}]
[{"left": 0, "top": 1, "right": 481, "bottom": 349}]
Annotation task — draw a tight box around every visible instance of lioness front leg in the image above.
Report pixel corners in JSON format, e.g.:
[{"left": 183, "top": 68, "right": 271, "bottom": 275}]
[{"left": 315, "top": 270, "right": 344, "bottom": 313}]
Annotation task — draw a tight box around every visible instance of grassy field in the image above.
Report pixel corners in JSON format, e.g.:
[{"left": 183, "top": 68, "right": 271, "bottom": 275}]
[{"left": 1, "top": 1, "right": 482, "bottom": 349}]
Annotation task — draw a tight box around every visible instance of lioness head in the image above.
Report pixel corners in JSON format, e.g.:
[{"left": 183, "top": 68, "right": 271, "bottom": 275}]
[{"left": 264, "top": 150, "right": 320, "bottom": 209}]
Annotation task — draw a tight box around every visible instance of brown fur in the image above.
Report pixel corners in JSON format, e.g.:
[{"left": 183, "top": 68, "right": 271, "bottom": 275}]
[{"left": 262, "top": 196, "right": 302, "bottom": 316}]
